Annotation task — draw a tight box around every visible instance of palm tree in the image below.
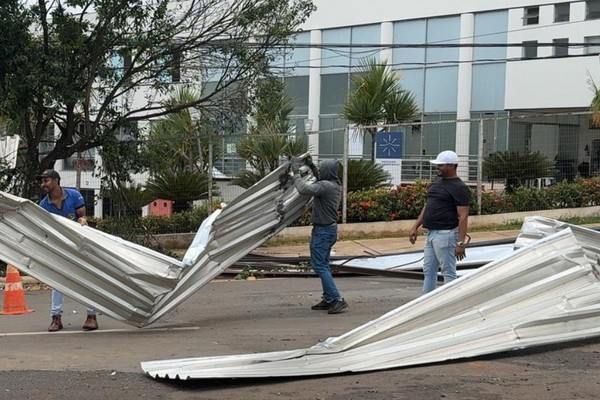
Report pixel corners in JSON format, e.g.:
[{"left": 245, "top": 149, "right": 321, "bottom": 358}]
[
  {"left": 142, "top": 88, "right": 221, "bottom": 211},
  {"left": 589, "top": 73, "right": 600, "bottom": 126},
  {"left": 144, "top": 87, "right": 221, "bottom": 174},
  {"left": 342, "top": 58, "right": 419, "bottom": 163},
  {"left": 232, "top": 77, "right": 308, "bottom": 188},
  {"left": 145, "top": 170, "right": 216, "bottom": 212}
]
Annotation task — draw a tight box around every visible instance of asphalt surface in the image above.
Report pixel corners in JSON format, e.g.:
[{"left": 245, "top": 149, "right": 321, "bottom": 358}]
[{"left": 1, "top": 232, "right": 600, "bottom": 399}]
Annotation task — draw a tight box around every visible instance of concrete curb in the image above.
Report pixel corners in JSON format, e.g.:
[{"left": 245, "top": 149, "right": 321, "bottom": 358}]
[
  {"left": 0, "top": 276, "right": 50, "bottom": 292},
  {"left": 154, "top": 205, "right": 600, "bottom": 247}
]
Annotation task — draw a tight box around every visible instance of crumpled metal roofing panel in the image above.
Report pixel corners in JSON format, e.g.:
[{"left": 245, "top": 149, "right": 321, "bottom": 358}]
[
  {"left": 332, "top": 243, "right": 515, "bottom": 274},
  {"left": 0, "top": 162, "right": 312, "bottom": 327},
  {"left": 141, "top": 218, "right": 600, "bottom": 379}
]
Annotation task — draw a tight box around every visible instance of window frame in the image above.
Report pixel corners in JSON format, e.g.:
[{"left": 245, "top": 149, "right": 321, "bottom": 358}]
[
  {"left": 587, "top": 0, "right": 600, "bottom": 20},
  {"left": 584, "top": 35, "right": 600, "bottom": 54},
  {"left": 552, "top": 38, "right": 569, "bottom": 57},
  {"left": 522, "top": 40, "right": 539, "bottom": 59},
  {"left": 523, "top": 6, "right": 540, "bottom": 25},
  {"left": 554, "top": 3, "right": 570, "bottom": 22}
]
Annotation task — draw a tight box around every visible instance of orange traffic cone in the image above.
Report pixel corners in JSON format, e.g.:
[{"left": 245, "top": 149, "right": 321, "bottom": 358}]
[{"left": 0, "top": 265, "right": 34, "bottom": 315}]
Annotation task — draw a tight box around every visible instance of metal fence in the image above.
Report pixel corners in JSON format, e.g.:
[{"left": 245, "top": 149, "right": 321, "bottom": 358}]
[{"left": 89, "top": 110, "right": 596, "bottom": 226}]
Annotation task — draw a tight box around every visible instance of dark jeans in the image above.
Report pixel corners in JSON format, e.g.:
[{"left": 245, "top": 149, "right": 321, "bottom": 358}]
[{"left": 310, "top": 224, "right": 341, "bottom": 302}]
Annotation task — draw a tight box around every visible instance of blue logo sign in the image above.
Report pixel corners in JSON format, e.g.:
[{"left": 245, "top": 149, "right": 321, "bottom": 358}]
[{"left": 376, "top": 131, "right": 403, "bottom": 159}]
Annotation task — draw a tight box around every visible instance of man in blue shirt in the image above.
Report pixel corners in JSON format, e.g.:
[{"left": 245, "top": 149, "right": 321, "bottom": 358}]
[{"left": 37, "top": 169, "right": 99, "bottom": 332}]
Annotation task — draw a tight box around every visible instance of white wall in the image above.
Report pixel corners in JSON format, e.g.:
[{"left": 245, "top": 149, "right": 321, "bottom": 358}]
[
  {"left": 305, "top": 0, "right": 555, "bottom": 30},
  {"left": 505, "top": 3, "right": 600, "bottom": 110},
  {"left": 505, "top": 56, "right": 600, "bottom": 109}
]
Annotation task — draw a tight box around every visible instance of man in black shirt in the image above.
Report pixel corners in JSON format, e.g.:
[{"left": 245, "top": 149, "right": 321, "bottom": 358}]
[{"left": 409, "top": 150, "right": 471, "bottom": 294}]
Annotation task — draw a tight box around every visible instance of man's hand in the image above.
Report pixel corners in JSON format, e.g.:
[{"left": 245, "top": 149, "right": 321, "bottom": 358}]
[
  {"left": 455, "top": 246, "right": 466, "bottom": 261},
  {"left": 408, "top": 228, "right": 418, "bottom": 244},
  {"left": 77, "top": 217, "right": 88, "bottom": 226},
  {"left": 290, "top": 157, "right": 303, "bottom": 173}
]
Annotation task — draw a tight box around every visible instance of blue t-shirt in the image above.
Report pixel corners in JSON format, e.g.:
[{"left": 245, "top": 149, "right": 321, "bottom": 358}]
[{"left": 39, "top": 188, "right": 86, "bottom": 221}]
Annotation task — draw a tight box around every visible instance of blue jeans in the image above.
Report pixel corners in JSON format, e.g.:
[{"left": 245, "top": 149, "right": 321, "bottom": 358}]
[
  {"left": 310, "top": 224, "right": 341, "bottom": 302},
  {"left": 51, "top": 289, "right": 96, "bottom": 317},
  {"left": 422, "top": 228, "right": 458, "bottom": 294}
]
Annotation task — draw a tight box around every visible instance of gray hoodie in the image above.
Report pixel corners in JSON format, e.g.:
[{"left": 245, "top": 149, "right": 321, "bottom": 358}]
[{"left": 294, "top": 159, "right": 342, "bottom": 226}]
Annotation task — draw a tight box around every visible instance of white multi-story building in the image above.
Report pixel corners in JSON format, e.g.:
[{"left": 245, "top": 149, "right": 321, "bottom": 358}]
[
  {"left": 51, "top": 0, "right": 600, "bottom": 215},
  {"left": 277, "top": 0, "right": 600, "bottom": 180}
]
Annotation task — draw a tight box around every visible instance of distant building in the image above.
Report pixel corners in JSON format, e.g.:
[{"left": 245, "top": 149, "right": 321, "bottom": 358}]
[
  {"left": 282, "top": 0, "right": 600, "bottom": 180},
  {"left": 38, "top": 1, "right": 600, "bottom": 215}
]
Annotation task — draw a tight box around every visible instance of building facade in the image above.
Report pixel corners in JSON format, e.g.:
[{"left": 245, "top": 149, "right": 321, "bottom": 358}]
[
  {"left": 280, "top": 0, "right": 600, "bottom": 180},
  {"left": 37, "top": 1, "right": 600, "bottom": 216}
]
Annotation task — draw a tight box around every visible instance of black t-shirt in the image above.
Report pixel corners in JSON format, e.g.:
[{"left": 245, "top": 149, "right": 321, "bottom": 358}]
[{"left": 422, "top": 176, "right": 470, "bottom": 230}]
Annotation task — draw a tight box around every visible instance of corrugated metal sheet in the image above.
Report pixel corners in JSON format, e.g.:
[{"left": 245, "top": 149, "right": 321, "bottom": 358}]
[
  {"left": 0, "top": 162, "right": 313, "bottom": 327},
  {"left": 141, "top": 218, "right": 600, "bottom": 379}
]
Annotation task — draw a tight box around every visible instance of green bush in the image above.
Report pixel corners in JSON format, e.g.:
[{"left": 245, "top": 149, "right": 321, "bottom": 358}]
[
  {"left": 90, "top": 177, "right": 600, "bottom": 239},
  {"left": 346, "top": 181, "right": 428, "bottom": 223},
  {"left": 474, "top": 190, "right": 514, "bottom": 215},
  {"left": 506, "top": 186, "right": 550, "bottom": 212},
  {"left": 545, "top": 179, "right": 585, "bottom": 208},
  {"left": 580, "top": 177, "right": 600, "bottom": 205},
  {"left": 95, "top": 205, "right": 210, "bottom": 236},
  {"left": 343, "top": 177, "right": 600, "bottom": 225}
]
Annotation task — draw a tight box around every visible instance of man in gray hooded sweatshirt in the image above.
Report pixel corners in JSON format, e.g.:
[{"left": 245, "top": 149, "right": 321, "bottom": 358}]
[{"left": 293, "top": 158, "right": 348, "bottom": 314}]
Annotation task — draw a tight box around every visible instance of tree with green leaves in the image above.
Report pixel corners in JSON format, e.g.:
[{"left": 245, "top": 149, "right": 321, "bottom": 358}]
[
  {"left": 589, "top": 73, "right": 600, "bottom": 126},
  {"left": 143, "top": 87, "right": 222, "bottom": 175},
  {"left": 140, "top": 87, "right": 221, "bottom": 212},
  {"left": 0, "top": 0, "right": 316, "bottom": 198},
  {"left": 231, "top": 77, "right": 308, "bottom": 188},
  {"left": 342, "top": 58, "right": 419, "bottom": 163},
  {"left": 344, "top": 159, "right": 391, "bottom": 192}
]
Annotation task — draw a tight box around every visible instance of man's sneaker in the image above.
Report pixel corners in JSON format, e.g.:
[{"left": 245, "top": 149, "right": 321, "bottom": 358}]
[
  {"left": 327, "top": 298, "right": 348, "bottom": 314},
  {"left": 311, "top": 300, "right": 334, "bottom": 310}
]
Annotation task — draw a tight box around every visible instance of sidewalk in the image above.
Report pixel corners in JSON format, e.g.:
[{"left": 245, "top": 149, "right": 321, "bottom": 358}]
[{"left": 253, "top": 229, "right": 521, "bottom": 258}]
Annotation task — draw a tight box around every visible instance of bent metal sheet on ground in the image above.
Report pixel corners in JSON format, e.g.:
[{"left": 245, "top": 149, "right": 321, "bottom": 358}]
[
  {"left": 141, "top": 217, "right": 600, "bottom": 379},
  {"left": 0, "top": 162, "right": 313, "bottom": 327}
]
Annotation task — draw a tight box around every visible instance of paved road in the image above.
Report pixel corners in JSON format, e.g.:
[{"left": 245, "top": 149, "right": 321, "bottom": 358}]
[{"left": 1, "top": 274, "right": 600, "bottom": 400}]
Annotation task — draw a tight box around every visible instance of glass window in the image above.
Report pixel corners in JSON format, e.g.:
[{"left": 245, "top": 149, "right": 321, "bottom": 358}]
[
  {"left": 471, "top": 63, "right": 506, "bottom": 111},
  {"left": 423, "top": 67, "right": 458, "bottom": 112},
  {"left": 321, "top": 28, "right": 351, "bottom": 74},
  {"left": 553, "top": 38, "right": 569, "bottom": 57},
  {"left": 421, "top": 113, "right": 457, "bottom": 155},
  {"left": 284, "top": 75, "right": 309, "bottom": 115},
  {"left": 393, "top": 20, "right": 426, "bottom": 68},
  {"left": 587, "top": 0, "right": 600, "bottom": 19},
  {"left": 522, "top": 41, "right": 538, "bottom": 59},
  {"left": 320, "top": 73, "right": 349, "bottom": 115},
  {"left": 318, "top": 117, "right": 346, "bottom": 158},
  {"left": 554, "top": 3, "right": 570, "bottom": 22},
  {"left": 396, "top": 68, "right": 424, "bottom": 110},
  {"left": 284, "top": 32, "right": 311, "bottom": 77},
  {"left": 350, "top": 24, "right": 381, "bottom": 66},
  {"left": 523, "top": 6, "right": 539, "bottom": 25},
  {"left": 585, "top": 36, "right": 600, "bottom": 54},
  {"left": 426, "top": 16, "right": 460, "bottom": 65},
  {"left": 473, "top": 10, "right": 508, "bottom": 62}
]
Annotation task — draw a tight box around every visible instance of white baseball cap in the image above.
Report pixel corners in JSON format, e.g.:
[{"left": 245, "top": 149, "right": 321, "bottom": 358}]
[{"left": 430, "top": 150, "right": 459, "bottom": 165}]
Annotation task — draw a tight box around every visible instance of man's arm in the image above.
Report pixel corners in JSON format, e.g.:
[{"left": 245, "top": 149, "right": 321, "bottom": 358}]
[
  {"left": 409, "top": 207, "right": 426, "bottom": 244},
  {"left": 76, "top": 206, "right": 87, "bottom": 225},
  {"left": 455, "top": 205, "right": 469, "bottom": 260}
]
